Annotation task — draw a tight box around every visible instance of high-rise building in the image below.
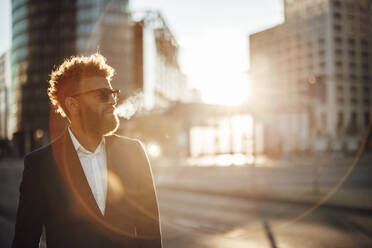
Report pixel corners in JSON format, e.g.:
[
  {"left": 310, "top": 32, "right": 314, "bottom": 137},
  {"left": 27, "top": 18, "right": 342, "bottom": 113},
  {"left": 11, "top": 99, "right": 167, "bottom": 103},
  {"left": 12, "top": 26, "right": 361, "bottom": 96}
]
[
  {"left": 250, "top": 0, "right": 372, "bottom": 152},
  {"left": 134, "top": 11, "right": 190, "bottom": 110},
  {"left": 12, "top": 0, "right": 80, "bottom": 154},
  {"left": 76, "top": 0, "right": 136, "bottom": 97},
  {"left": 284, "top": 0, "right": 329, "bottom": 21},
  {"left": 0, "top": 50, "right": 11, "bottom": 140}
]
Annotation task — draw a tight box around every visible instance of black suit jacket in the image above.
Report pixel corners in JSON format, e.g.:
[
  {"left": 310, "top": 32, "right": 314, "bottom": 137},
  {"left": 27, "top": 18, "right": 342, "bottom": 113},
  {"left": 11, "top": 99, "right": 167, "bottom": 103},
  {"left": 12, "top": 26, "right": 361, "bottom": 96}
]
[{"left": 12, "top": 130, "right": 162, "bottom": 248}]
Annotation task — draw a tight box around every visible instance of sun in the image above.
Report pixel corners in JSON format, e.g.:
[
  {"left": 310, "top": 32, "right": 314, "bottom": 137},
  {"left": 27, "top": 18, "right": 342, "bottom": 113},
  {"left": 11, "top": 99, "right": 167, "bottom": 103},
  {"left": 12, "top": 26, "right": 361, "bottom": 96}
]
[
  {"left": 180, "top": 28, "right": 251, "bottom": 106},
  {"left": 200, "top": 71, "right": 251, "bottom": 106}
]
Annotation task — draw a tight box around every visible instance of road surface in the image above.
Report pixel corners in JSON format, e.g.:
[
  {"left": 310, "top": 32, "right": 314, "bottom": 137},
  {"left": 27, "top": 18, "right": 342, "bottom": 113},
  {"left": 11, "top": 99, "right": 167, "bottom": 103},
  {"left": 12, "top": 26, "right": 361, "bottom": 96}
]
[
  {"left": 1, "top": 158, "right": 372, "bottom": 248},
  {"left": 158, "top": 188, "right": 372, "bottom": 248}
]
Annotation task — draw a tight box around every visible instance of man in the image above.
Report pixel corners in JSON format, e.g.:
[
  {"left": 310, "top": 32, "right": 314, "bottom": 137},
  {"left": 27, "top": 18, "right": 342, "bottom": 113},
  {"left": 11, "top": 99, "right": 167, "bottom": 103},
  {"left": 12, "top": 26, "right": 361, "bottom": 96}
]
[{"left": 12, "top": 53, "right": 162, "bottom": 248}]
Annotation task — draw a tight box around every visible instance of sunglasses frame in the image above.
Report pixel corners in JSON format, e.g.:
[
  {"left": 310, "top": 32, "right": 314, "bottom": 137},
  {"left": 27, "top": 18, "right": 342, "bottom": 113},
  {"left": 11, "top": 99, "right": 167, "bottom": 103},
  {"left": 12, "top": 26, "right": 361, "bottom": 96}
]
[{"left": 69, "top": 88, "right": 120, "bottom": 102}]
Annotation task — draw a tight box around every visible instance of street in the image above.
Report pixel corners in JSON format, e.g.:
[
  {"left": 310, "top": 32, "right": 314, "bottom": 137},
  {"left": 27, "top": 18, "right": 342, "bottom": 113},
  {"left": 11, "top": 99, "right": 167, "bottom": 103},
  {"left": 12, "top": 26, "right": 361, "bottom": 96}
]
[
  {"left": 1, "top": 158, "right": 372, "bottom": 248},
  {"left": 158, "top": 188, "right": 372, "bottom": 248}
]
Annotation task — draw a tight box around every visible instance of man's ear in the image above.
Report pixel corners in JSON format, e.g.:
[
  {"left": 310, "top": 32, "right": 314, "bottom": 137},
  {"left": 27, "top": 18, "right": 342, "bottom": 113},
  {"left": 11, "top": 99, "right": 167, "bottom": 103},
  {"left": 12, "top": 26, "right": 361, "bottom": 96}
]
[{"left": 65, "top": 97, "right": 79, "bottom": 116}]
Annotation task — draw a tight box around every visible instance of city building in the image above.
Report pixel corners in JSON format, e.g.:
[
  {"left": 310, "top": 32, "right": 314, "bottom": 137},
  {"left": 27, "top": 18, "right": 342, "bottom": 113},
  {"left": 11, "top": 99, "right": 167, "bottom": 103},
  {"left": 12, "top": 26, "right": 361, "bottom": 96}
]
[
  {"left": 0, "top": 50, "right": 11, "bottom": 140},
  {"left": 11, "top": 0, "right": 80, "bottom": 154},
  {"left": 250, "top": 0, "right": 372, "bottom": 152},
  {"left": 11, "top": 0, "right": 192, "bottom": 155},
  {"left": 133, "top": 11, "right": 195, "bottom": 110},
  {"left": 76, "top": 0, "right": 136, "bottom": 99}
]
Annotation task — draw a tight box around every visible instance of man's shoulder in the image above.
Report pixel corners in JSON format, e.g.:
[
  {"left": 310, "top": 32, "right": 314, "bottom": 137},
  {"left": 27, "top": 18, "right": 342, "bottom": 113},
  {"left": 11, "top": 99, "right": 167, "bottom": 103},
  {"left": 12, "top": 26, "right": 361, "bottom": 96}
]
[
  {"left": 24, "top": 143, "right": 53, "bottom": 165},
  {"left": 107, "top": 134, "right": 147, "bottom": 156},
  {"left": 24, "top": 133, "right": 63, "bottom": 165},
  {"left": 108, "top": 134, "right": 143, "bottom": 146}
]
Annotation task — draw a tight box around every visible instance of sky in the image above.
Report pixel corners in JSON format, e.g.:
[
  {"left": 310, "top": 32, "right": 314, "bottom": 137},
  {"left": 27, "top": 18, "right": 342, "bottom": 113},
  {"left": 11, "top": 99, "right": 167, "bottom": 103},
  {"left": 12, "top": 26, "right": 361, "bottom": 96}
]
[
  {"left": 0, "top": 0, "right": 11, "bottom": 55},
  {"left": 131, "top": 0, "right": 284, "bottom": 104},
  {"left": 0, "top": 0, "right": 284, "bottom": 104}
]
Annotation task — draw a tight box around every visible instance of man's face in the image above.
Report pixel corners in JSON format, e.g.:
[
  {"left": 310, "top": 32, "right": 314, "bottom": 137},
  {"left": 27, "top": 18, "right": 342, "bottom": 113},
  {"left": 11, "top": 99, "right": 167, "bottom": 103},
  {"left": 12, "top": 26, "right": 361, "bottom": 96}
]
[{"left": 73, "top": 76, "right": 120, "bottom": 136}]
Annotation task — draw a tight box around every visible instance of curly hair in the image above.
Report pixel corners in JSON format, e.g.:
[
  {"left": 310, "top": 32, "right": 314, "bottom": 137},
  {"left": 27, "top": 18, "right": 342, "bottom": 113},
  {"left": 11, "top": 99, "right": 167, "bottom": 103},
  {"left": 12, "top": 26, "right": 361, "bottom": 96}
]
[{"left": 48, "top": 53, "right": 115, "bottom": 118}]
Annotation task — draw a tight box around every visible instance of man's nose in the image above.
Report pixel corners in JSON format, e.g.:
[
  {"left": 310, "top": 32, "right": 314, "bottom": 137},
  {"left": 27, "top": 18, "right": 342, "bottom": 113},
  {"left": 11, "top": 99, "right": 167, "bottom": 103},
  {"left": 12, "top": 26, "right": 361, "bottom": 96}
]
[{"left": 107, "top": 93, "right": 117, "bottom": 105}]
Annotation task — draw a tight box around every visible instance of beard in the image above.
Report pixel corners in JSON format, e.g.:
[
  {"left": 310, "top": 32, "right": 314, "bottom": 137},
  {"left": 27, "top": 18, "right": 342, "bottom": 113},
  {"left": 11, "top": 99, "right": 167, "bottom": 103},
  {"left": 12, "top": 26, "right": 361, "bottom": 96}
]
[{"left": 79, "top": 105, "right": 120, "bottom": 136}]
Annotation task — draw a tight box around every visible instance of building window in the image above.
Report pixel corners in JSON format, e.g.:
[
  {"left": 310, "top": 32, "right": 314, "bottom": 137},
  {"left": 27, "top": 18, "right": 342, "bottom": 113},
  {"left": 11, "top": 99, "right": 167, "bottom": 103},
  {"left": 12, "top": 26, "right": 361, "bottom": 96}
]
[
  {"left": 361, "top": 39, "right": 368, "bottom": 47},
  {"left": 321, "top": 113, "right": 327, "bottom": 128},
  {"left": 295, "top": 43, "right": 302, "bottom": 52},
  {"left": 348, "top": 37, "right": 356, "bottom": 46},
  {"left": 365, "top": 112, "right": 370, "bottom": 127},
  {"left": 333, "top": 0, "right": 342, "bottom": 8},
  {"left": 334, "top": 37, "right": 343, "bottom": 45},
  {"left": 359, "top": 2, "right": 368, "bottom": 13},
  {"left": 346, "top": 2, "right": 354, "bottom": 11},
  {"left": 350, "top": 112, "right": 358, "bottom": 130},
  {"left": 318, "top": 38, "right": 325, "bottom": 46},
  {"left": 350, "top": 86, "right": 357, "bottom": 94},
  {"left": 334, "top": 24, "right": 342, "bottom": 32},
  {"left": 306, "top": 41, "right": 313, "bottom": 48},
  {"left": 335, "top": 61, "right": 343, "bottom": 69},
  {"left": 337, "top": 97, "right": 344, "bottom": 104},
  {"left": 360, "top": 24, "right": 369, "bottom": 34},
  {"left": 335, "top": 48, "right": 343, "bottom": 55},
  {"left": 337, "top": 112, "right": 344, "bottom": 130},
  {"left": 362, "top": 52, "right": 369, "bottom": 59},
  {"left": 351, "top": 98, "right": 358, "bottom": 105},
  {"left": 336, "top": 85, "right": 344, "bottom": 94},
  {"left": 350, "top": 74, "right": 358, "bottom": 82},
  {"left": 349, "top": 62, "right": 357, "bottom": 69},
  {"left": 363, "top": 75, "right": 370, "bottom": 83},
  {"left": 348, "top": 50, "right": 356, "bottom": 57},
  {"left": 308, "top": 52, "right": 313, "bottom": 60},
  {"left": 335, "top": 73, "right": 343, "bottom": 80},
  {"left": 333, "top": 12, "right": 342, "bottom": 19}
]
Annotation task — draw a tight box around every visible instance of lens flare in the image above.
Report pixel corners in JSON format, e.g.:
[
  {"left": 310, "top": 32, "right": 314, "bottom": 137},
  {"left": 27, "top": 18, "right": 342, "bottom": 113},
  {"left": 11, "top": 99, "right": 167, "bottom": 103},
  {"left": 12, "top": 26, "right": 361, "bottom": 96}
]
[{"left": 107, "top": 170, "right": 125, "bottom": 201}]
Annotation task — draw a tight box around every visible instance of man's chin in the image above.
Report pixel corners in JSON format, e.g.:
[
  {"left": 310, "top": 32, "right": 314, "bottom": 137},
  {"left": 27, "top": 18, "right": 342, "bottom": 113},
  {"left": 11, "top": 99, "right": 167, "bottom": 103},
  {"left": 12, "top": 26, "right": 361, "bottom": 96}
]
[{"left": 103, "top": 115, "right": 120, "bottom": 136}]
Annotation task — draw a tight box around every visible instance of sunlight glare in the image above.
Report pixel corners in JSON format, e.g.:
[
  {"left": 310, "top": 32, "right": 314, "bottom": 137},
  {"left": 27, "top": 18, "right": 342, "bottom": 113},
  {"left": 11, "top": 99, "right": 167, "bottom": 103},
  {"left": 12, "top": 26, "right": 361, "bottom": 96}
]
[
  {"left": 147, "top": 143, "right": 161, "bottom": 157},
  {"left": 181, "top": 28, "right": 251, "bottom": 106}
]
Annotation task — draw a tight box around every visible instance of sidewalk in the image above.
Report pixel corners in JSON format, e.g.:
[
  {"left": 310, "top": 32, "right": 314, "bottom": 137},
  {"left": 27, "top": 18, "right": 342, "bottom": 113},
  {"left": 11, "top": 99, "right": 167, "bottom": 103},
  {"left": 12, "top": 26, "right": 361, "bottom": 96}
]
[{"left": 153, "top": 154, "right": 372, "bottom": 210}]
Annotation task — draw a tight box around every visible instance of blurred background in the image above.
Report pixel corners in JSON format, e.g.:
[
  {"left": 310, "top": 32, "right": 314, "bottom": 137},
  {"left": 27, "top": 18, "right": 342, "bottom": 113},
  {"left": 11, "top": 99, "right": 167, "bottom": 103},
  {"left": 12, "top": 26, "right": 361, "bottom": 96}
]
[{"left": 1, "top": 0, "right": 372, "bottom": 247}]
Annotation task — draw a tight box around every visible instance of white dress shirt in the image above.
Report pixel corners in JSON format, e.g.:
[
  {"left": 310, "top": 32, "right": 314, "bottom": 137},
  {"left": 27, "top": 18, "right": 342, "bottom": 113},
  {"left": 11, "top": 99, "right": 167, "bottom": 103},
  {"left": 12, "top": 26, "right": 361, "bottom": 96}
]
[{"left": 68, "top": 127, "right": 107, "bottom": 215}]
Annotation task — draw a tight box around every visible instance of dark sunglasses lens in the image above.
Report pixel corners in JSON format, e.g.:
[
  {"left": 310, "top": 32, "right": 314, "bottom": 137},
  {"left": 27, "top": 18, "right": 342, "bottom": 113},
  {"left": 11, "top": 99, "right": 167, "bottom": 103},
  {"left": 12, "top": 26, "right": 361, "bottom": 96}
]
[{"left": 100, "top": 89, "right": 118, "bottom": 102}]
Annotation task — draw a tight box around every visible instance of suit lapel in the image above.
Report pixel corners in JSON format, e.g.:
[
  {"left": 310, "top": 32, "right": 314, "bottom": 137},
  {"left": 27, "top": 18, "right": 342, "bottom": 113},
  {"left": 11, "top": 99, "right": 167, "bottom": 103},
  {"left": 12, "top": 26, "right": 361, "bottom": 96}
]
[
  {"left": 53, "top": 130, "right": 102, "bottom": 217},
  {"left": 104, "top": 136, "right": 114, "bottom": 215},
  {"left": 104, "top": 135, "right": 124, "bottom": 215},
  {"left": 105, "top": 136, "right": 138, "bottom": 210},
  {"left": 104, "top": 135, "right": 138, "bottom": 235}
]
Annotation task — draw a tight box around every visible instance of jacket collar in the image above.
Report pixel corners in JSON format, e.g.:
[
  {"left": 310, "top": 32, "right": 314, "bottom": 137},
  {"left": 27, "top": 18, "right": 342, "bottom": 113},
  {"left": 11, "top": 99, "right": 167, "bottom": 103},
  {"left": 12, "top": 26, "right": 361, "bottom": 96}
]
[
  {"left": 67, "top": 126, "right": 106, "bottom": 155},
  {"left": 52, "top": 129, "right": 139, "bottom": 235},
  {"left": 52, "top": 129, "right": 115, "bottom": 217}
]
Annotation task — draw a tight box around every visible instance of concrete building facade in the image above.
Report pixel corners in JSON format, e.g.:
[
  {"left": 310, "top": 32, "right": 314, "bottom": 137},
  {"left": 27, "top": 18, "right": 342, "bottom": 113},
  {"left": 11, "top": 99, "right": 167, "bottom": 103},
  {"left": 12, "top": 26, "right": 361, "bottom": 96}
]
[
  {"left": 0, "top": 51, "right": 11, "bottom": 140},
  {"left": 137, "top": 11, "right": 191, "bottom": 110},
  {"left": 250, "top": 0, "right": 372, "bottom": 152}
]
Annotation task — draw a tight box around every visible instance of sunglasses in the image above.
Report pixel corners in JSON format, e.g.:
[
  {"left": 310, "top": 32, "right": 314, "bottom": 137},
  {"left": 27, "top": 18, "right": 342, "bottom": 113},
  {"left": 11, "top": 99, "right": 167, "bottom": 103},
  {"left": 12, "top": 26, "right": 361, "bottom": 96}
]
[{"left": 69, "top": 88, "right": 120, "bottom": 102}]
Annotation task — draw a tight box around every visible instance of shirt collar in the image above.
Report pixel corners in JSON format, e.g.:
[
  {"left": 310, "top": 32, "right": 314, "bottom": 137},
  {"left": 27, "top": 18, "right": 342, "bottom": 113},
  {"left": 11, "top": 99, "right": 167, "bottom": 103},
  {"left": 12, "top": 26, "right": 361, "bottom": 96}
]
[{"left": 68, "top": 126, "right": 105, "bottom": 155}]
